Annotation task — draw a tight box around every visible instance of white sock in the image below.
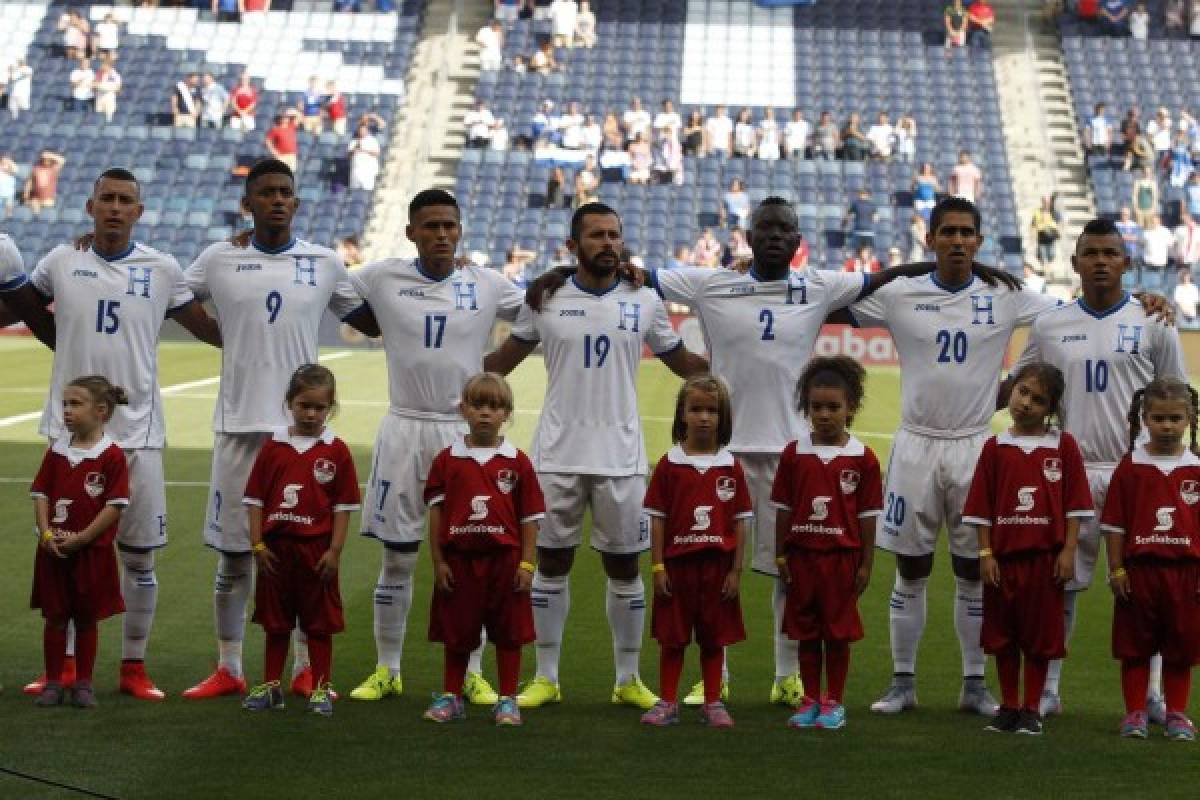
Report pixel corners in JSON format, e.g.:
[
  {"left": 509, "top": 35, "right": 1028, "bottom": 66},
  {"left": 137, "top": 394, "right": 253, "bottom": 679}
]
[
  {"left": 292, "top": 629, "right": 309, "bottom": 677},
  {"left": 1149, "top": 653, "right": 1164, "bottom": 698},
  {"left": 214, "top": 553, "right": 253, "bottom": 677},
  {"left": 722, "top": 646, "right": 730, "bottom": 683},
  {"left": 468, "top": 632, "right": 488, "bottom": 676},
  {"left": 120, "top": 549, "right": 158, "bottom": 662},
  {"left": 373, "top": 550, "right": 416, "bottom": 676},
  {"left": 606, "top": 576, "right": 646, "bottom": 685},
  {"left": 65, "top": 621, "right": 76, "bottom": 659},
  {"left": 531, "top": 571, "right": 569, "bottom": 684},
  {"left": 954, "top": 577, "right": 986, "bottom": 679},
  {"left": 889, "top": 574, "right": 928, "bottom": 674},
  {"left": 1044, "top": 590, "right": 1079, "bottom": 695},
  {"left": 773, "top": 579, "right": 798, "bottom": 679}
]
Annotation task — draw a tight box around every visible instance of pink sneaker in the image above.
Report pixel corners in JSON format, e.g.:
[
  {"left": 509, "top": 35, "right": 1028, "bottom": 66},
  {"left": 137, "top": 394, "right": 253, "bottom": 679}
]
[
  {"left": 640, "top": 700, "right": 680, "bottom": 726},
  {"left": 700, "top": 701, "right": 734, "bottom": 728}
]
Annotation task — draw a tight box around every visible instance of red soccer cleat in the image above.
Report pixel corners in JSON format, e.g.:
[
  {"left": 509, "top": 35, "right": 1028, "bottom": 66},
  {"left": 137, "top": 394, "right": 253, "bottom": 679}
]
[
  {"left": 290, "top": 667, "right": 337, "bottom": 700},
  {"left": 23, "top": 656, "right": 77, "bottom": 696},
  {"left": 182, "top": 667, "right": 247, "bottom": 699},
  {"left": 119, "top": 661, "right": 166, "bottom": 701}
]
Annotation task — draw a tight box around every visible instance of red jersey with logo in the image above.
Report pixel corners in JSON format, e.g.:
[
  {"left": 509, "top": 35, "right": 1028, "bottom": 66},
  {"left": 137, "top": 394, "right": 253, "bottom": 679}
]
[
  {"left": 643, "top": 446, "right": 753, "bottom": 558},
  {"left": 770, "top": 435, "right": 883, "bottom": 552},
  {"left": 963, "top": 430, "right": 1093, "bottom": 555},
  {"left": 243, "top": 429, "right": 361, "bottom": 538},
  {"left": 30, "top": 435, "right": 129, "bottom": 548},
  {"left": 425, "top": 437, "right": 545, "bottom": 553},
  {"left": 1100, "top": 447, "right": 1200, "bottom": 561}
]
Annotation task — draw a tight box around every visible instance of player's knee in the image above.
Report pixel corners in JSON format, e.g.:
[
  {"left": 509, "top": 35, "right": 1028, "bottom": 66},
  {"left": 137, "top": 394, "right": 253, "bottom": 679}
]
[
  {"left": 896, "top": 553, "right": 933, "bottom": 581},
  {"left": 601, "top": 552, "right": 640, "bottom": 581},
  {"left": 950, "top": 554, "right": 981, "bottom": 582},
  {"left": 537, "top": 546, "right": 575, "bottom": 577},
  {"left": 379, "top": 549, "right": 418, "bottom": 584}
]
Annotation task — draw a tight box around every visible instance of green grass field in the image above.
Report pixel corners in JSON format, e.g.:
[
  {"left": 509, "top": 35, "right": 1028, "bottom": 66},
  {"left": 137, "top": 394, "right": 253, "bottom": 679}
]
[{"left": 0, "top": 337, "right": 1195, "bottom": 800}]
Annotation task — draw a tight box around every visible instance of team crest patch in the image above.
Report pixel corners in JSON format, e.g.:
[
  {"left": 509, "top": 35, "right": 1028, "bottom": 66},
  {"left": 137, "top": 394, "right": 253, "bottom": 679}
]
[
  {"left": 313, "top": 458, "right": 336, "bottom": 484},
  {"left": 1181, "top": 480, "right": 1200, "bottom": 506},
  {"left": 496, "top": 469, "right": 517, "bottom": 494},
  {"left": 839, "top": 470, "right": 860, "bottom": 495},
  {"left": 715, "top": 476, "right": 736, "bottom": 502},
  {"left": 84, "top": 472, "right": 106, "bottom": 498},
  {"left": 1043, "top": 458, "right": 1062, "bottom": 483}
]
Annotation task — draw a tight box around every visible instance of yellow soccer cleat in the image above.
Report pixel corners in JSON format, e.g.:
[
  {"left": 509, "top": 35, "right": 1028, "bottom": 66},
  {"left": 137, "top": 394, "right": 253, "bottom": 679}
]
[
  {"left": 682, "top": 679, "right": 730, "bottom": 707},
  {"left": 516, "top": 676, "right": 562, "bottom": 709},
  {"left": 462, "top": 671, "right": 499, "bottom": 706},
  {"left": 611, "top": 676, "right": 659, "bottom": 710},
  {"left": 349, "top": 665, "right": 401, "bottom": 701},
  {"left": 769, "top": 674, "right": 806, "bottom": 706}
]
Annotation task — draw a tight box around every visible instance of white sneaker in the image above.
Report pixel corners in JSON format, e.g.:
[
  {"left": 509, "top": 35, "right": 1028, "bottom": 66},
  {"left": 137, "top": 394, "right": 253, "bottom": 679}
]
[
  {"left": 870, "top": 680, "right": 918, "bottom": 714},
  {"left": 1038, "top": 690, "right": 1063, "bottom": 717},
  {"left": 958, "top": 681, "right": 1000, "bottom": 716}
]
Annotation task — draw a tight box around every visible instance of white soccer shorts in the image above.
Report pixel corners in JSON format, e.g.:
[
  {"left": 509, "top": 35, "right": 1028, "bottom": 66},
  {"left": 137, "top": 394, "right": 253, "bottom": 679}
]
[
  {"left": 734, "top": 451, "right": 781, "bottom": 576},
  {"left": 1066, "top": 464, "right": 1114, "bottom": 592},
  {"left": 202, "top": 431, "right": 269, "bottom": 553},
  {"left": 876, "top": 427, "right": 990, "bottom": 559},
  {"left": 116, "top": 448, "right": 168, "bottom": 550},
  {"left": 537, "top": 472, "right": 650, "bottom": 554}
]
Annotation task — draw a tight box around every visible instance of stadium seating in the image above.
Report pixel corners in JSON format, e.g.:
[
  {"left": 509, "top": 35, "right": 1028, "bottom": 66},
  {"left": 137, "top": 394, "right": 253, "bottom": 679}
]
[
  {"left": 0, "top": 0, "right": 423, "bottom": 269},
  {"left": 457, "top": 0, "right": 1023, "bottom": 273}
]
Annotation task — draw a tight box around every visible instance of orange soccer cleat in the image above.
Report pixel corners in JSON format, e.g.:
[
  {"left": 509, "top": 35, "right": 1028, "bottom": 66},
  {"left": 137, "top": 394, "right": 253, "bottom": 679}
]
[
  {"left": 23, "top": 656, "right": 77, "bottom": 696},
  {"left": 119, "top": 661, "right": 166, "bottom": 701},
  {"left": 290, "top": 667, "right": 338, "bottom": 700},
  {"left": 182, "top": 667, "right": 247, "bottom": 699}
]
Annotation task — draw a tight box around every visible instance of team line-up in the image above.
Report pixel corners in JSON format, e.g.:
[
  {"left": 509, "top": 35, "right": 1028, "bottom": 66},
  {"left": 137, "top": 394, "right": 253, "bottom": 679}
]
[{"left": 0, "top": 158, "right": 1195, "bottom": 738}]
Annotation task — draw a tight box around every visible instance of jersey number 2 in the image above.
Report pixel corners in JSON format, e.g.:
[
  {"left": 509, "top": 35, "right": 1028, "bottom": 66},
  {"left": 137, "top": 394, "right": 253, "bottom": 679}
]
[{"left": 759, "top": 309, "right": 776, "bottom": 341}]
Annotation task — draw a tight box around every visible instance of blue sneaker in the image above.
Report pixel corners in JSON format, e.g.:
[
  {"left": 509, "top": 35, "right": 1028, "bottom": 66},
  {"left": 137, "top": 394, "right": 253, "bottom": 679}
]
[
  {"left": 787, "top": 696, "right": 821, "bottom": 729},
  {"left": 423, "top": 693, "right": 466, "bottom": 723},
  {"left": 493, "top": 696, "right": 522, "bottom": 726},
  {"left": 815, "top": 699, "right": 847, "bottom": 730},
  {"left": 242, "top": 681, "right": 285, "bottom": 712},
  {"left": 1120, "top": 710, "right": 1149, "bottom": 739}
]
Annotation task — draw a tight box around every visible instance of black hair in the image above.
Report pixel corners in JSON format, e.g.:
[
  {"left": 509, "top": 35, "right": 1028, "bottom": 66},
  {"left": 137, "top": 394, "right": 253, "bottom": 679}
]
[
  {"left": 796, "top": 356, "right": 867, "bottom": 424},
  {"left": 245, "top": 158, "right": 295, "bottom": 193},
  {"left": 408, "top": 188, "right": 459, "bottom": 221},
  {"left": 1074, "top": 218, "right": 1123, "bottom": 252},
  {"left": 929, "top": 196, "right": 982, "bottom": 236},
  {"left": 570, "top": 201, "right": 621, "bottom": 242},
  {"left": 94, "top": 167, "right": 139, "bottom": 196},
  {"left": 750, "top": 196, "right": 799, "bottom": 229},
  {"left": 1128, "top": 378, "right": 1200, "bottom": 456},
  {"left": 1008, "top": 361, "right": 1067, "bottom": 428}
]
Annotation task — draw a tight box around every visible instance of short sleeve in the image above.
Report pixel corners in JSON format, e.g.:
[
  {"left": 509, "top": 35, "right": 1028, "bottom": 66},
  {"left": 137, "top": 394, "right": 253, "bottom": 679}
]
[
  {"left": 103, "top": 447, "right": 131, "bottom": 507},
  {"left": 1013, "top": 288, "right": 1061, "bottom": 326},
  {"left": 491, "top": 268, "right": 526, "bottom": 322},
  {"left": 241, "top": 441, "right": 271, "bottom": 507},
  {"left": 961, "top": 437, "right": 997, "bottom": 527},
  {"left": 326, "top": 255, "right": 366, "bottom": 320},
  {"left": 332, "top": 440, "right": 361, "bottom": 511},
  {"left": 1153, "top": 324, "right": 1188, "bottom": 382},
  {"left": 0, "top": 235, "right": 27, "bottom": 291},
  {"left": 857, "top": 449, "right": 884, "bottom": 517},
  {"left": 848, "top": 279, "right": 894, "bottom": 329},
  {"left": 652, "top": 267, "right": 712, "bottom": 305},
  {"left": 645, "top": 295, "right": 682, "bottom": 356},
  {"left": 1060, "top": 434, "right": 1095, "bottom": 517},
  {"left": 642, "top": 458, "right": 669, "bottom": 517},
  {"left": 424, "top": 449, "right": 449, "bottom": 507},
  {"left": 30, "top": 449, "right": 56, "bottom": 499},
  {"left": 731, "top": 461, "right": 754, "bottom": 518},
  {"left": 769, "top": 445, "right": 796, "bottom": 510},
  {"left": 164, "top": 256, "right": 196, "bottom": 313},
  {"left": 1010, "top": 325, "right": 1044, "bottom": 376},
  {"left": 348, "top": 260, "right": 378, "bottom": 300},
  {"left": 1099, "top": 459, "right": 1132, "bottom": 534},
  {"left": 28, "top": 251, "right": 56, "bottom": 298},
  {"left": 510, "top": 303, "right": 541, "bottom": 343},
  {"left": 809, "top": 265, "right": 868, "bottom": 312},
  {"left": 184, "top": 245, "right": 216, "bottom": 302},
  {"left": 516, "top": 452, "right": 546, "bottom": 522}
]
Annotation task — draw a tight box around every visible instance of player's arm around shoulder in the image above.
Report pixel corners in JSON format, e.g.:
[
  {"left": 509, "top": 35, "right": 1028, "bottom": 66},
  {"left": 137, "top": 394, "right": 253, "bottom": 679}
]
[
  {"left": 0, "top": 243, "right": 56, "bottom": 349},
  {"left": 485, "top": 302, "right": 540, "bottom": 374},
  {"left": 646, "top": 290, "right": 707, "bottom": 377}
]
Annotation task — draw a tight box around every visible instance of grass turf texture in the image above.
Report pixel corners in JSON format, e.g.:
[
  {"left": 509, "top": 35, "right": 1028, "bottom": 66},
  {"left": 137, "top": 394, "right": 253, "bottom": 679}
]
[{"left": 0, "top": 337, "right": 1195, "bottom": 799}]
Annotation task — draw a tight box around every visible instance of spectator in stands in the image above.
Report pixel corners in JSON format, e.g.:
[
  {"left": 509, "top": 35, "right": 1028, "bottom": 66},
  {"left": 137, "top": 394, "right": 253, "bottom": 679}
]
[
  {"left": 654, "top": 99, "right": 682, "bottom": 137},
  {"left": 682, "top": 111, "right": 705, "bottom": 157},
  {"left": 944, "top": 0, "right": 968, "bottom": 50},
  {"left": 95, "top": 13, "right": 120, "bottom": 60},
  {"left": 1174, "top": 269, "right": 1199, "bottom": 327},
  {"left": 576, "top": 1, "right": 597, "bottom": 48},
  {"left": 265, "top": 111, "right": 300, "bottom": 173},
  {"left": 575, "top": 155, "right": 600, "bottom": 208},
  {"left": 1120, "top": 106, "right": 1141, "bottom": 170},
  {"left": 465, "top": 100, "right": 496, "bottom": 149},
  {"left": 551, "top": 0, "right": 577, "bottom": 48},
  {"left": 1142, "top": 212, "right": 1175, "bottom": 287},
  {"left": 866, "top": 112, "right": 894, "bottom": 160},
  {"left": 894, "top": 114, "right": 917, "bottom": 163},
  {"left": 213, "top": 0, "right": 241, "bottom": 22},
  {"left": 324, "top": 81, "right": 347, "bottom": 137},
  {"left": 65, "top": 57, "right": 94, "bottom": 112},
  {"left": 912, "top": 161, "right": 940, "bottom": 222},
  {"left": 704, "top": 105, "right": 734, "bottom": 157},
  {"left": 172, "top": 73, "right": 199, "bottom": 127},
  {"left": 580, "top": 113, "right": 602, "bottom": 154},
  {"left": 812, "top": 110, "right": 839, "bottom": 160},
  {"left": 908, "top": 212, "right": 928, "bottom": 262},
  {"left": 1031, "top": 195, "right": 1061, "bottom": 270},
  {"left": 495, "top": 0, "right": 521, "bottom": 27},
  {"left": 1023, "top": 263, "right": 1047, "bottom": 293},
  {"left": 967, "top": 0, "right": 996, "bottom": 49},
  {"left": 93, "top": 56, "right": 121, "bottom": 124},
  {"left": 949, "top": 150, "right": 984, "bottom": 203},
  {"left": 348, "top": 123, "right": 382, "bottom": 191},
  {"left": 602, "top": 111, "right": 625, "bottom": 150},
  {"left": 784, "top": 109, "right": 809, "bottom": 159},
  {"left": 723, "top": 225, "right": 753, "bottom": 266},
  {"left": 336, "top": 235, "right": 363, "bottom": 269},
  {"left": 1116, "top": 206, "right": 1144, "bottom": 263},
  {"left": 1132, "top": 165, "right": 1159, "bottom": 227},
  {"left": 199, "top": 73, "right": 228, "bottom": 129},
  {"left": 1130, "top": 2, "right": 1150, "bottom": 39},
  {"left": 491, "top": 118, "right": 510, "bottom": 151},
  {"left": 243, "top": 0, "right": 272, "bottom": 15},
  {"left": 653, "top": 129, "right": 683, "bottom": 185},
  {"left": 476, "top": 20, "right": 504, "bottom": 71},
  {"left": 757, "top": 108, "right": 781, "bottom": 161},
  {"left": 1098, "top": 0, "right": 1132, "bottom": 36},
  {"left": 843, "top": 188, "right": 878, "bottom": 250},
  {"left": 1147, "top": 106, "right": 1173, "bottom": 158},
  {"left": 1126, "top": 132, "right": 1154, "bottom": 172},
  {"left": 531, "top": 99, "right": 555, "bottom": 142},
  {"left": 58, "top": 10, "right": 89, "bottom": 61},
  {"left": 229, "top": 73, "right": 258, "bottom": 131},
  {"left": 733, "top": 108, "right": 757, "bottom": 157},
  {"left": 1185, "top": 171, "right": 1200, "bottom": 218},
  {"left": 357, "top": 110, "right": 387, "bottom": 136},
  {"left": 886, "top": 246, "right": 904, "bottom": 269},
  {"left": 1168, "top": 130, "right": 1194, "bottom": 188},
  {"left": 623, "top": 97, "right": 652, "bottom": 143},
  {"left": 546, "top": 166, "right": 565, "bottom": 208},
  {"left": 668, "top": 245, "right": 692, "bottom": 270},
  {"left": 1174, "top": 210, "right": 1200, "bottom": 278},
  {"left": 1166, "top": 0, "right": 1187, "bottom": 31},
  {"left": 843, "top": 244, "right": 881, "bottom": 273},
  {"left": 559, "top": 101, "right": 585, "bottom": 148},
  {"left": 22, "top": 150, "right": 65, "bottom": 213},
  {"left": 7, "top": 60, "right": 33, "bottom": 121},
  {"left": 502, "top": 246, "right": 535, "bottom": 283},
  {"left": 840, "top": 112, "right": 869, "bottom": 161},
  {"left": 0, "top": 154, "right": 17, "bottom": 218},
  {"left": 1084, "top": 102, "right": 1112, "bottom": 158},
  {"left": 722, "top": 178, "right": 750, "bottom": 229},
  {"left": 692, "top": 228, "right": 721, "bottom": 267},
  {"left": 298, "top": 76, "right": 324, "bottom": 135},
  {"left": 531, "top": 40, "right": 560, "bottom": 74}
]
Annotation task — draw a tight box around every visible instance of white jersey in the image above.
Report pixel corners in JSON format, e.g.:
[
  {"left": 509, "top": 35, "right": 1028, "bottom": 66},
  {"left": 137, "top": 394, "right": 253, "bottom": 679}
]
[
  {"left": 0, "top": 233, "right": 25, "bottom": 289},
  {"left": 1013, "top": 295, "right": 1187, "bottom": 467},
  {"left": 352, "top": 258, "right": 523, "bottom": 419},
  {"left": 850, "top": 274, "right": 1059, "bottom": 435},
  {"left": 30, "top": 243, "right": 193, "bottom": 449},
  {"left": 654, "top": 265, "right": 867, "bottom": 452},
  {"left": 512, "top": 277, "right": 680, "bottom": 476},
  {"left": 185, "top": 239, "right": 363, "bottom": 433}
]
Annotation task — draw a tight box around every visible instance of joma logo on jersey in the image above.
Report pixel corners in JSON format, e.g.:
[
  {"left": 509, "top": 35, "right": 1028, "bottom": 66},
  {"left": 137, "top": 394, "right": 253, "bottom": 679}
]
[
  {"left": 236, "top": 263, "right": 262, "bottom": 272},
  {"left": 914, "top": 303, "right": 941, "bottom": 312},
  {"left": 71, "top": 269, "right": 98, "bottom": 278},
  {"left": 51, "top": 498, "right": 73, "bottom": 524},
  {"left": 1043, "top": 458, "right": 1062, "bottom": 483},
  {"left": 616, "top": 301, "right": 641, "bottom": 332},
  {"left": 396, "top": 288, "right": 425, "bottom": 297},
  {"left": 728, "top": 285, "right": 754, "bottom": 296},
  {"left": 280, "top": 484, "right": 304, "bottom": 509},
  {"left": 971, "top": 295, "right": 995, "bottom": 325},
  {"left": 126, "top": 266, "right": 152, "bottom": 298},
  {"left": 292, "top": 256, "right": 317, "bottom": 286},
  {"left": 1115, "top": 324, "right": 1143, "bottom": 355},
  {"left": 84, "top": 472, "right": 106, "bottom": 499},
  {"left": 1015, "top": 486, "right": 1038, "bottom": 512},
  {"left": 691, "top": 505, "right": 713, "bottom": 531},
  {"left": 559, "top": 309, "right": 586, "bottom": 317},
  {"left": 1181, "top": 481, "right": 1200, "bottom": 506},
  {"left": 1154, "top": 506, "right": 1177, "bottom": 531},
  {"left": 468, "top": 495, "right": 491, "bottom": 521},
  {"left": 809, "top": 496, "right": 832, "bottom": 521},
  {"left": 1061, "top": 334, "right": 1087, "bottom": 343}
]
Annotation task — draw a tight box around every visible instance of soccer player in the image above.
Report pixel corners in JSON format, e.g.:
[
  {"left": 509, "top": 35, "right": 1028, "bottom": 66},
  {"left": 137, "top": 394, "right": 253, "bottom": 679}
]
[
  {"left": 1003, "top": 218, "right": 1187, "bottom": 719},
  {"left": 9, "top": 169, "right": 222, "bottom": 701},
  {"left": 345, "top": 189, "right": 526, "bottom": 705},
  {"left": 484, "top": 202, "right": 709, "bottom": 709},
  {"left": 182, "top": 158, "right": 377, "bottom": 699},
  {"left": 0, "top": 232, "right": 56, "bottom": 348}
]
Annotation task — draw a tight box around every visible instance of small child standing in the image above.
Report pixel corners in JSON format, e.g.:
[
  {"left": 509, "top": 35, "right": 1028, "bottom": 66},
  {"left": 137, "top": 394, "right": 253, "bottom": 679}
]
[
  {"left": 1101, "top": 377, "right": 1200, "bottom": 741},
  {"left": 641, "top": 375, "right": 752, "bottom": 728},
  {"left": 963, "top": 362, "right": 1092, "bottom": 735},
  {"left": 771, "top": 357, "right": 882, "bottom": 731},
  {"left": 242, "top": 364, "right": 360, "bottom": 715},
  {"left": 423, "top": 373, "right": 544, "bottom": 726},
  {"left": 30, "top": 375, "right": 131, "bottom": 708}
]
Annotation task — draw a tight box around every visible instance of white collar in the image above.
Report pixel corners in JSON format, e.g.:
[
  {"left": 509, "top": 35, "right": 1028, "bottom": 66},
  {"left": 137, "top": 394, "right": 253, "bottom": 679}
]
[
  {"left": 451, "top": 435, "right": 517, "bottom": 464},
  {"left": 271, "top": 426, "right": 335, "bottom": 453},
  {"left": 997, "top": 429, "right": 1062, "bottom": 453},
  {"left": 1131, "top": 445, "right": 1200, "bottom": 474},
  {"left": 793, "top": 433, "right": 865, "bottom": 464},
  {"left": 52, "top": 433, "right": 114, "bottom": 466},
  {"left": 665, "top": 445, "right": 734, "bottom": 472}
]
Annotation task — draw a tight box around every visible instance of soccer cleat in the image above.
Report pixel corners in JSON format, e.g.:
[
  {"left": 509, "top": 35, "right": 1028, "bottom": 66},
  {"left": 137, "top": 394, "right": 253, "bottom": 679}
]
[
  {"left": 462, "top": 671, "right": 499, "bottom": 706},
  {"left": 986, "top": 707, "right": 1020, "bottom": 733},
  {"left": 24, "top": 657, "right": 76, "bottom": 696},
  {"left": 815, "top": 699, "right": 847, "bottom": 730},
  {"left": 423, "top": 693, "right": 466, "bottom": 723},
  {"left": 700, "top": 701, "right": 734, "bottom": 728},
  {"left": 493, "top": 696, "right": 522, "bottom": 726},
  {"left": 1146, "top": 693, "right": 1168, "bottom": 726},
  {"left": 787, "top": 697, "right": 821, "bottom": 729},
  {"left": 307, "top": 683, "right": 334, "bottom": 716},
  {"left": 516, "top": 676, "right": 562, "bottom": 709},
  {"left": 611, "top": 676, "right": 659, "bottom": 710},
  {"left": 349, "top": 665, "right": 402, "bottom": 701},
  {"left": 639, "top": 700, "right": 680, "bottom": 726},
  {"left": 683, "top": 679, "right": 729, "bottom": 707},
  {"left": 870, "top": 679, "right": 918, "bottom": 714},
  {"left": 769, "top": 674, "right": 806, "bottom": 706},
  {"left": 1015, "top": 709, "right": 1044, "bottom": 736},
  {"left": 34, "top": 682, "right": 65, "bottom": 707},
  {"left": 1119, "top": 710, "right": 1149, "bottom": 739},
  {"left": 242, "top": 681, "right": 286, "bottom": 712},
  {"left": 183, "top": 667, "right": 247, "bottom": 699},
  {"left": 1038, "top": 691, "right": 1063, "bottom": 717},
  {"left": 70, "top": 682, "right": 97, "bottom": 709},
  {"left": 958, "top": 679, "right": 1000, "bottom": 716},
  {"left": 1165, "top": 712, "right": 1196, "bottom": 742},
  {"left": 119, "top": 661, "right": 166, "bottom": 701}
]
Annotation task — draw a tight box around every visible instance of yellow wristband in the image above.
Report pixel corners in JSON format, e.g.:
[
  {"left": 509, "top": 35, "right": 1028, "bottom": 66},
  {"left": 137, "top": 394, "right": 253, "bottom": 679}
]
[
  {"left": 978, "top": 548, "right": 993, "bottom": 558},
  {"left": 651, "top": 563, "right": 666, "bottom": 574},
  {"left": 252, "top": 542, "right": 267, "bottom": 554},
  {"left": 1109, "top": 567, "right": 1127, "bottom": 580},
  {"left": 518, "top": 560, "right": 535, "bottom": 574},
  {"left": 775, "top": 556, "right": 788, "bottom": 566},
  {"left": 41, "top": 530, "right": 54, "bottom": 544}
]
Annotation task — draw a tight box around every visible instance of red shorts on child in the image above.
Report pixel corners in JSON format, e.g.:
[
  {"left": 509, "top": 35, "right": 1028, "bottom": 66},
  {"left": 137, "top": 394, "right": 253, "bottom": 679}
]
[
  {"left": 783, "top": 548, "right": 863, "bottom": 643},
  {"left": 428, "top": 548, "right": 535, "bottom": 651},
  {"left": 1112, "top": 559, "right": 1200, "bottom": 666},
  {"left": 652, "top": 550, "right": 746, "bottom": 649},
  {"left": 252, "top": 533, "right": 345, "bottom": 635},
  {"left": 981, "top": 550, "right": 1066, "bottom": 659},
  {"left": 30, "top": 544, "right": 124, "bottom": 621}
]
